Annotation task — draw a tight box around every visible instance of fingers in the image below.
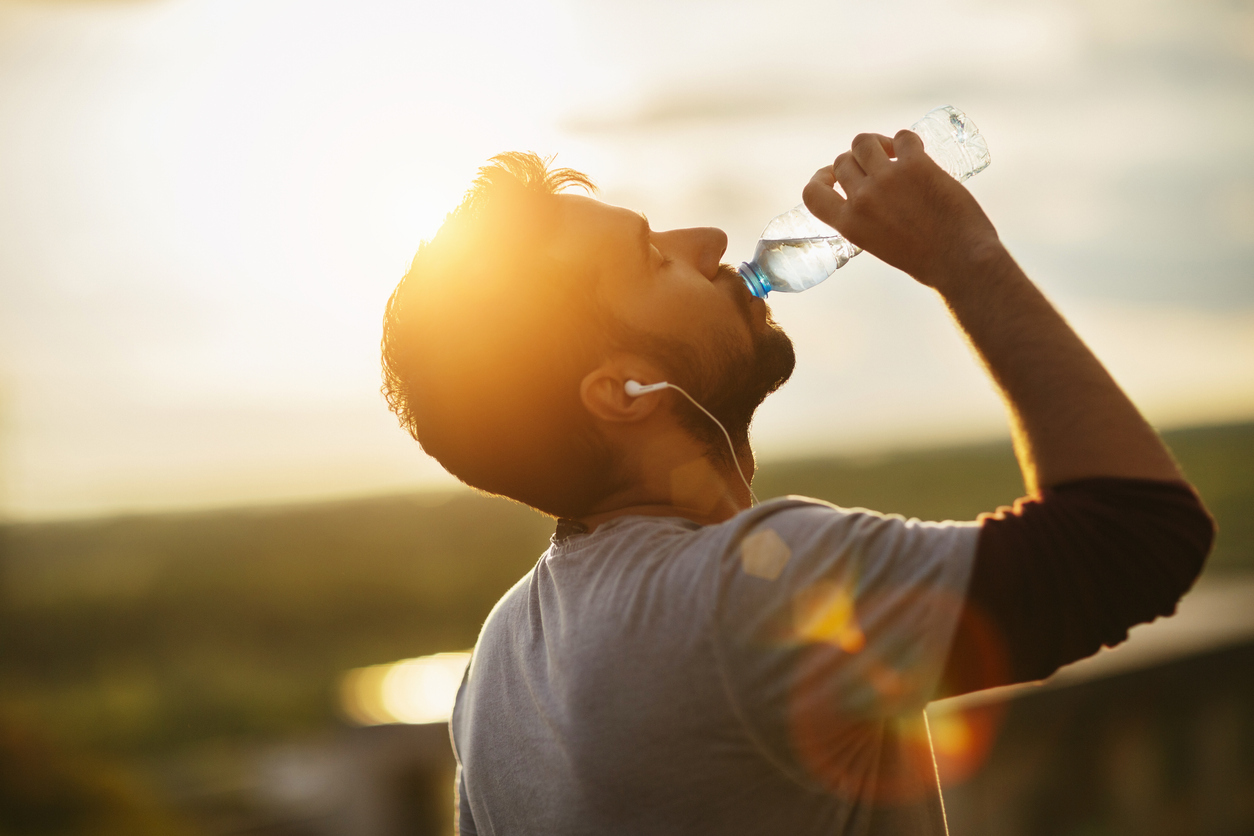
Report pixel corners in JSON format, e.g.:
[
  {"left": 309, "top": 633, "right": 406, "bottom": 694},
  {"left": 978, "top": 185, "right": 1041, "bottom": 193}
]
[
  {"left": 850, "top": 133, "right": 893, "bottom": 174},
  {"left": 803, "top": 165, "right": 845, "bottom": 222},
  {"left": 805, "top": 127, "right": 928, "bottom": 227},
  {"left": 836, "top": 132, "right": 899, "bottom": 197},
  {"left": 893, "top": 128, "right": 925, "bottom": 159},
  {"left": 833, "top": 150, "right": 867, "bottom": 201}
]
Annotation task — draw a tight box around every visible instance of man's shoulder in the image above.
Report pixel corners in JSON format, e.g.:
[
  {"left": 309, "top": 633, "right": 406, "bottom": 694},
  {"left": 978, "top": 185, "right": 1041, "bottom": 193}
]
[
  {"left": 541, "top": 497, "right": 962, "bottom": 575},
  {"left": 731, "top": 495, "right": 983, "bottom": 548},
  {"left": 715, "top": 495, "right": 981, "bottom": 590},
  {"left": 719, "top": 495, "right": 942, "bottom": 545}
]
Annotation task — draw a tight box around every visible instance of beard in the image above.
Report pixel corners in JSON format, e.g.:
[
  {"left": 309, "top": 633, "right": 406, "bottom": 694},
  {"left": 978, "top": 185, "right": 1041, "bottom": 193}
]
[{"left": 627, "top": 264, "right": 797, "bottom": 462}]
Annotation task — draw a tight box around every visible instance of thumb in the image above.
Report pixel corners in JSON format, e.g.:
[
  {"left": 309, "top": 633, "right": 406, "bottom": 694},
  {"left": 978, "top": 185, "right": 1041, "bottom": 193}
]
[{"left": 803, "top": 165, "right": 845, "bottom": 223}]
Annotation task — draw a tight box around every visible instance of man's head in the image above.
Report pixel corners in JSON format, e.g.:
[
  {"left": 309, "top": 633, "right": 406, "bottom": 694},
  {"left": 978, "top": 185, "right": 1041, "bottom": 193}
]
[{"left": 382, "top": 152, "right": 794, "bottom": 518}]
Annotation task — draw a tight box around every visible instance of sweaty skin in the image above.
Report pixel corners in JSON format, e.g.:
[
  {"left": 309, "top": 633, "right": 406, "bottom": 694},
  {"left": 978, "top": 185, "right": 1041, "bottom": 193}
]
[{"left": 802, "top": 129, "right": 1182, "bottom": 496}]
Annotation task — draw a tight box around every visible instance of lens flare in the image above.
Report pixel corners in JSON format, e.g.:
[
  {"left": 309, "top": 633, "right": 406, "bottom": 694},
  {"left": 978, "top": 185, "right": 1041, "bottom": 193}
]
[
  {"left": 926, "top": 701, "right": 1004, "bottom": 786},
  {"left": 792, "top": 579, "right": 866, "bottom": 653}
]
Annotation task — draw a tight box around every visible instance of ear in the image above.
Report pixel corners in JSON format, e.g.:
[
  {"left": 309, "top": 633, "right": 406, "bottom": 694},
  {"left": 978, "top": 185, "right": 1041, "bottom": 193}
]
[{"left": 580, "top": 358, "right": 665, "bottom": 423}]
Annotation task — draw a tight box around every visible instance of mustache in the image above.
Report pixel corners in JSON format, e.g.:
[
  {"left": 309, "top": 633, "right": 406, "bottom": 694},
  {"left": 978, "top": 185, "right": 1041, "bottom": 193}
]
[{"left": 716, "top": 263, "right": 755, "bottom": 324}]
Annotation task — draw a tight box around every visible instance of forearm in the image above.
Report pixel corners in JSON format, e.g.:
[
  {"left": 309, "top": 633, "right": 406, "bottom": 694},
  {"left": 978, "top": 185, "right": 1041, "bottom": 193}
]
[
  {"left": 935, "top": 244, "right": 1182, "bottom": 494},
  {"left": 802, "top": 129, "right": 1183, "bottom": 492}
]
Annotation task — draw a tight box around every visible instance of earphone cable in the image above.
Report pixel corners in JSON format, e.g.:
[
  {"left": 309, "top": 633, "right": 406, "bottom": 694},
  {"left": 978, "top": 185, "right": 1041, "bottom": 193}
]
[{"left": 662, "top": 383, "right": 758, "bottom": 506}]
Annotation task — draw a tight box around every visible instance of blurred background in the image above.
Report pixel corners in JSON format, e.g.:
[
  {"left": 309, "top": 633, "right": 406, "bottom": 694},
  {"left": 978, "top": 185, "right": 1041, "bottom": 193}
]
[{"left": 0, "top": 0, "right": 1251, "bottom": 833}]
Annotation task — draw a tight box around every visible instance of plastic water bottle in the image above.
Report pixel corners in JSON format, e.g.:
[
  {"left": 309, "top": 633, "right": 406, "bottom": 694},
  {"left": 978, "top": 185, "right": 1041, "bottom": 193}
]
[{"left": 738, "top": 105, "right": 991, "bottom": 298}]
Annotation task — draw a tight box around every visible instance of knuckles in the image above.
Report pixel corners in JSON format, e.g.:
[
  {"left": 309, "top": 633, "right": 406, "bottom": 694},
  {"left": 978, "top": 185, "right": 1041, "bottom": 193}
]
[
  {"left": 851, "top": 132, "right": 880, "bottom": 150},
  {"left": 893, "top": 128, "right": 922, "bottom": 155}
]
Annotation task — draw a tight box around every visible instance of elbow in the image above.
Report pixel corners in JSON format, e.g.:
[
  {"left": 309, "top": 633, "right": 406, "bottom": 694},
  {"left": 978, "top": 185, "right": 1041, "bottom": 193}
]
[
  {"left": 1159, "top": 488, "right": 1216, "bottom": 606},
  {"left": 1112, "top": 484, "right": 1216, "bottom": 630}
]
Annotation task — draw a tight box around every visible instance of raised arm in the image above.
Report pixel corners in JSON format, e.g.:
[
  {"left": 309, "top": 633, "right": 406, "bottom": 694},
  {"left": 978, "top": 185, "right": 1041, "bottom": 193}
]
[
  {"left": 802, "top": 130, "right": 1179, "bottom": 493},
  {"left": 803, "top": 130, "right": 1214, "bottom": 694}
]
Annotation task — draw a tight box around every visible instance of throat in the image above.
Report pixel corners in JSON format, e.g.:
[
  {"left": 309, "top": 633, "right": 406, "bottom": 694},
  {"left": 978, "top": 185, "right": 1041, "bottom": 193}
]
[{"left": 578, "top": 455, "right": 751, "bottom": 532}]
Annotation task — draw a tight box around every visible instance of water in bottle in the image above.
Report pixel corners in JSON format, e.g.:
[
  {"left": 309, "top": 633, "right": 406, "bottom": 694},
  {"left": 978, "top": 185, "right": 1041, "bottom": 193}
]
[{"left": 738, "top": 105, "right": 991, "bottom": 299}]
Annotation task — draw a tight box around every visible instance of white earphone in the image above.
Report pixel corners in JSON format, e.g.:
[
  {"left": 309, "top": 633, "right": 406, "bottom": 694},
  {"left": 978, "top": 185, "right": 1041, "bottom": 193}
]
[
  {"left": 624, "top": 380, "right": 668, "bottom": 397},
  {"left": 624, "top": 379, "right": 757, "bottom": 505}
]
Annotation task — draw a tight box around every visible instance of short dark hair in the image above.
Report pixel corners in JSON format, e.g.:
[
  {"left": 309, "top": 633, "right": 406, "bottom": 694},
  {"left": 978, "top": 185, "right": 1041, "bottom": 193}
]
[{"left": 381, "top": 153, "right": 623, "bottom": 518}]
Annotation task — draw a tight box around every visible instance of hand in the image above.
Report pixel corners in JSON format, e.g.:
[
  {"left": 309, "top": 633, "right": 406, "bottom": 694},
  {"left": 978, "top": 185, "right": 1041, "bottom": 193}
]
[{"left": 802, "top": 130, "right": 1002, "bottom": 291}]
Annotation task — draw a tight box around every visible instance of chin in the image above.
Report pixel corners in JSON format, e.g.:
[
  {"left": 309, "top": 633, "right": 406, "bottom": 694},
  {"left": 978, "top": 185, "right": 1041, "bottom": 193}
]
[
  {"left": 712, "top": 325, "right": 796, "bottom": 440},
  {"left": 755, "top": 324, "right": 797, "bottom": 398}
]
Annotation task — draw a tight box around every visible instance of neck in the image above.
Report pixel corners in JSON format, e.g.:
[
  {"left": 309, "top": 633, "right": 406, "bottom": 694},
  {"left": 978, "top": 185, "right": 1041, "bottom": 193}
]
[{"left": 578, "top": 440, "right": 756, "bottom": 531}]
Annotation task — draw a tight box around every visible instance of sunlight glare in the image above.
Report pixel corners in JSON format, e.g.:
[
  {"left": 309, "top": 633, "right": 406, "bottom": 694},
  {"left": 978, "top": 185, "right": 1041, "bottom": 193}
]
[{"left": 341, "top": 652, "right": 471, "bottom": 726}]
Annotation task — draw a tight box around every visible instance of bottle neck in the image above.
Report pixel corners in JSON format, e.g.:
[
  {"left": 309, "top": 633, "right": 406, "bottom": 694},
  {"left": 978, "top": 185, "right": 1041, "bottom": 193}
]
[{"left": 738, "top": 262, "right": 771, "bottom": 299}]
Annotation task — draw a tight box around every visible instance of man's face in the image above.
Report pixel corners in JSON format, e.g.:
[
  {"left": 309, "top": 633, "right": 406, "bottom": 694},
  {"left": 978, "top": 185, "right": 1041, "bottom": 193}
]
[{"left": 548, "top": 195, "right": 795, "bottom": 443}]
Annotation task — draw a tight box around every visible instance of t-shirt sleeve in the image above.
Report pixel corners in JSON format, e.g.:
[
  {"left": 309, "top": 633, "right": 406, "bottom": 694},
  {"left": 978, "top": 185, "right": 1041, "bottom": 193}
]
[
  {"left": 711, "top": 502, "right": 979, "bottom": 791},
  {"left": 937, "top": 477, "right": 1214, "bottom": 697}
]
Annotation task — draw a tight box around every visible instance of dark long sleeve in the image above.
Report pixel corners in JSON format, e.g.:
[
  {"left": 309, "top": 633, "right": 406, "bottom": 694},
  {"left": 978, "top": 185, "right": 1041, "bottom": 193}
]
[{"left": 937, "top": 477, "right": 1216, "bottom": 699}]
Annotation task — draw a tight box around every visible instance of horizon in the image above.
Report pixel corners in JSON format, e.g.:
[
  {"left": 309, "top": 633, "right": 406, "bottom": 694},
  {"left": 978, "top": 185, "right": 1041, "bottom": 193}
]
[{"left": 5, "top": 416, "right": 1248, "bottom": 525}]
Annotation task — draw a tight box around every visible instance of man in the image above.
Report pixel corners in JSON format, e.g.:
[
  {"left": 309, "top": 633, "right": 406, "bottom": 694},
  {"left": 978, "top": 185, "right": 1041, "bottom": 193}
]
[{"left": 381, "top": 133, "right": 1213, "bottom": 834}]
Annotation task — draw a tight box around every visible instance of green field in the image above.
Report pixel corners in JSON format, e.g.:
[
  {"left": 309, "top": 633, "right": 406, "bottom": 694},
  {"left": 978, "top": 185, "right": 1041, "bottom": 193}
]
[{"left": 1, "top": 421, "right": 1251, "bottom": 825}]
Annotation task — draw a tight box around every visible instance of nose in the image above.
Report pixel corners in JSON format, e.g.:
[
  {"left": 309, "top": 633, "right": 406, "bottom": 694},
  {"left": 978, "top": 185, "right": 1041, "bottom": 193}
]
[{"left": 655, "top": 227, "right": 729, "bottom": 280}]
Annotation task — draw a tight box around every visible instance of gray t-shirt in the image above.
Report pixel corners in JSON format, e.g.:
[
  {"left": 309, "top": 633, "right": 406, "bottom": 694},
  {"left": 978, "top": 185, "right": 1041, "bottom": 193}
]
[{"left": 451, "top": 497, "right": 979, "bottom": 835}]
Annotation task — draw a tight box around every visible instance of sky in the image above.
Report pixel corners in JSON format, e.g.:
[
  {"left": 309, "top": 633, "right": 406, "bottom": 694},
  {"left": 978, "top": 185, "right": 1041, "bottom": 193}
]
[{"left": 0, "top": 0, "right": 1251, "bottom": 520}]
